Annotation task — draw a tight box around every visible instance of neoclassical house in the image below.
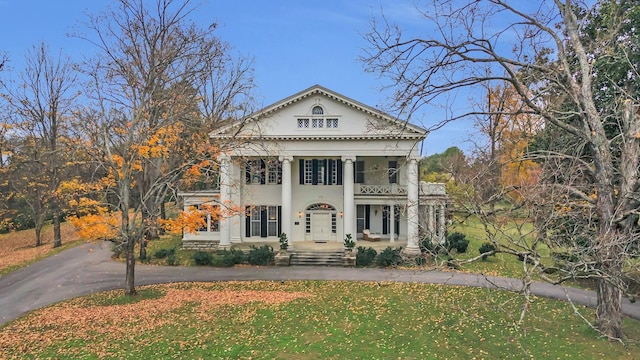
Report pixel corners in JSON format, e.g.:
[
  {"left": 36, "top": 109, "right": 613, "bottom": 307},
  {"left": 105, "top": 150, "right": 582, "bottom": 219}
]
[{"left": 179, "top": 85, "right": 448, "bottom": 254}]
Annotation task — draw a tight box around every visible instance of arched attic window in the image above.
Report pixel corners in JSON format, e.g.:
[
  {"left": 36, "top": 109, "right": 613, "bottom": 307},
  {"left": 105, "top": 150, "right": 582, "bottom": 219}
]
[{"left": 312, "top": 106, "right": 324, "bottom": 115}]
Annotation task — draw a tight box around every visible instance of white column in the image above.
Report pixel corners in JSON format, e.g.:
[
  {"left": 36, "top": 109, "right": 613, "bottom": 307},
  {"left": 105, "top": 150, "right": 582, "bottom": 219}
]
[
  {"left": 405, "top": 157, "right": 420, "bottom": 255},
  {"left": 218, "top": 154, "right": 231, "bottom": 248},
  {"left": 342, "top": 156, "right": 355, "bottom": 241},
  {"left": 280, "top": 156, "right": 293, "bottom": 247},
  {"left": 439, "top": 204, "right": 447, "bottom": 244},
  {"left": 428, "top": 204, "right": 435, "bottom": 241},
  {"left": 389, "top": 204, "right": 395, "bottom": 243}
]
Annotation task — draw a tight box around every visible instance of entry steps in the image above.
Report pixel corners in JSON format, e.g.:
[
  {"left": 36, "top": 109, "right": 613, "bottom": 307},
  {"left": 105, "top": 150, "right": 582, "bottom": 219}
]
[{"left": 289, "top": 249, "right": 345, "bottom": 266}]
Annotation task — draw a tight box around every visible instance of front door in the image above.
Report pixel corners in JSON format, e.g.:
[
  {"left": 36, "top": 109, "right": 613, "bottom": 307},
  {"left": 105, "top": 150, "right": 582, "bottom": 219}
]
[{"left": 312, "top": 213, "right": 331, "bottom": 242}]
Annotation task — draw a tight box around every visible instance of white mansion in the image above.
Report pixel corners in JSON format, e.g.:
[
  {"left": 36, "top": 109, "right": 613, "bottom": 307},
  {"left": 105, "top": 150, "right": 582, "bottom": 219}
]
[{"left": 179, "top": 85, "right": 448, "bottom": 255}]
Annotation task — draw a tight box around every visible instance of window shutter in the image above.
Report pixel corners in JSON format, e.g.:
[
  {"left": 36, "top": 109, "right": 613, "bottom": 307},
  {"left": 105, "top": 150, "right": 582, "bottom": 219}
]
[
  {"left": 312, "top": 159, "right": 318, "bottom": 185},
  {"left": 323, "top": 159, "right": 328, "bottom": 185},
  {"left": 395, "top": 205, "right": 400, "bottom": 235},
  {"left": 337, "top": 159, "right": 342, "bottom": 185},
  {"left": 299, "top": 159, "right": 304, "bottom": 184},
  {"left": 277, "top": 161, "right": 282, "bottom": 184},
  {"left": 277, "top": 206, "right": 282, "bottom": 236},
  {"left": 245, "top": 162, "right": 251, "bottom": 184},
  {"left": 382, "top": 206, "right": 389, "bottom": 234},
  {"left": 260, "top": 160, "right": 266, "bottom": 184},
  {"left": 245, "top": 206, "right": 251, "bottom": 237},
  {"left": 388, "top": 160, "right": 397, "bottom": 184},
  {"left": 260, "top": 206, "right": 268, "bottom": 237},
  {"left": 365, "top": 205, "right": 370, "bottom": 229},
  {"left": 327, "top": 160, "right": 333, "bottom": 185}
]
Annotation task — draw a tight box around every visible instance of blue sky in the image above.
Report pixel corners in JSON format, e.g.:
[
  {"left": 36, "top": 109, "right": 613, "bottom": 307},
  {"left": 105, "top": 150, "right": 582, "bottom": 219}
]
[{"left": 0, "top": 0, "right": 472, "bottom": 156}]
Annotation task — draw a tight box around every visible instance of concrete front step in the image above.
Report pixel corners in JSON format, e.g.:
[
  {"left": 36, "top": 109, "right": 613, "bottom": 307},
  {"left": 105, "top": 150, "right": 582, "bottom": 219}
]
[{"left": 289, "top": 250, "right": 345, "bottom": 266}]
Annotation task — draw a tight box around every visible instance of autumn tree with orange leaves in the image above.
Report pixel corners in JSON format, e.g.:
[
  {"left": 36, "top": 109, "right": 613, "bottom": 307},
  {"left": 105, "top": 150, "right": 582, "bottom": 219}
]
[
  {"left": 71, "top": 0, "right": 254, "bottom": 296},
  {"left": 0, "top": 43, "right": 79, "bottom": 247},
  {"left": 364, "top": 0, "right": 640, "bottom": 339},
  {"left": 472, "top": 82, "right": 542, "bottom": 207}
]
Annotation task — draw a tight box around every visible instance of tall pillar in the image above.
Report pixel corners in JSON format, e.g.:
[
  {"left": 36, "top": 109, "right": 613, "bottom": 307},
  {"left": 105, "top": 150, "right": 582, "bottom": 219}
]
[
  {"left": 218, "top": 154, "right": 231, "bottom": 248},
  {"left": 428, "top": 204, "right": 435, "bottom": 241},
  {"left": 389, "top": 204, "right": 395, "bottom": 243},
  {"left": 280, "top": 156, "right": 293, "bottom": 247},
  {"left": 342, "top": 156, "right": 355, "bottom": 241},
  {"left": 439, "top": 204, "right": 447, "bottom": 244},
  {"left": 404, "top": 157, "right": 421, "bottom": 256}
]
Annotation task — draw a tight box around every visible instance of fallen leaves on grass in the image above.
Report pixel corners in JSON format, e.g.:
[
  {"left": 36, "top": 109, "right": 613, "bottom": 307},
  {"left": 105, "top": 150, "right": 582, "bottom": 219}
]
[
  {"left": 0, "top": 223, "right": 81, "bottom": 272},
  {"left": 0, "top": 282, "right": 312, "bottom": 358}
]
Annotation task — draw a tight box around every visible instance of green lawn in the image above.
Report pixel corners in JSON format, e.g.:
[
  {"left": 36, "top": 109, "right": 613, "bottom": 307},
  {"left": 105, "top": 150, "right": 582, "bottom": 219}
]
[{"left": 1, "top": 281, "right": 639, "bottom": 359}]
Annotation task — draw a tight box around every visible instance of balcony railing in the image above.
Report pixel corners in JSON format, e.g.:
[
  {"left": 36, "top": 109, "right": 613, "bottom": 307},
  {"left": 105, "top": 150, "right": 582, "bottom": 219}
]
[
  {"left": 355, "top": 182, "right": 446, "bottom": 196},
  {"left": 355, "top": 184, "right": 406, "bottom": 195}
]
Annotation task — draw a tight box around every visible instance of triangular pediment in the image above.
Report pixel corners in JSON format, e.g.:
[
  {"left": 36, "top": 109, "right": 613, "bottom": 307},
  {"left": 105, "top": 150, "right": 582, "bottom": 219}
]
[{"left": 210, "top": 85, "right": 427, "bottom": 141}]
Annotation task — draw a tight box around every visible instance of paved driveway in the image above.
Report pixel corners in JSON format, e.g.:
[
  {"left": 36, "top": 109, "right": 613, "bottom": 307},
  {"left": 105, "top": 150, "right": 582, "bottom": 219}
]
[{"left": 1, "top": 241, "right": 639, "bottom": 326}]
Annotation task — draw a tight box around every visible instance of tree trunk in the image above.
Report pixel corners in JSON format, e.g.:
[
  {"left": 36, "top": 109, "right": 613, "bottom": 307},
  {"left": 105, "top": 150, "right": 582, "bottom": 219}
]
[
  {"left": 53, "top": 206, "right": 62, "bottom": 248},
  {"left": 122, "top": 179, "right": 136, "bottom": 296},
  {"left": 34, "top": 212, "right": 45, "bottom": 247},
  {"left": 159, "top": 202, "right": 166, "bottom": 235},
  {"left": 595, "top": 277, "right": 623, "bottom": 339},
  {"left": 34, "top": 226, "right": 42, "bottom": 247},
  {"left": 125, "top": 236, "right": 136, "bottom": 296}
]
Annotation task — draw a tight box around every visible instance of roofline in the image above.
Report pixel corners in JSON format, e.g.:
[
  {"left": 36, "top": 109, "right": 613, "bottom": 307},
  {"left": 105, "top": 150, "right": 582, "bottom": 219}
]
[{"left": 210, "top": 84, "right": 428, "bottom": 137}]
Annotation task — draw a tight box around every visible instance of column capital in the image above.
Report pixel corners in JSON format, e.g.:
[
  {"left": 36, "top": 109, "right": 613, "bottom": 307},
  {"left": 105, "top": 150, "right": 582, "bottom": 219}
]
[
  {"left": 216, "top": 153, "right": 232, "bottom": 162},
  {"left": 407, "top": 155, "right": 420, "bottom": 163},
  {"left": 341, "top": 156, "right": 356, "bottom": 162},
  {"left": 278, "top": 155, "right": 293, "bottom": 162}
]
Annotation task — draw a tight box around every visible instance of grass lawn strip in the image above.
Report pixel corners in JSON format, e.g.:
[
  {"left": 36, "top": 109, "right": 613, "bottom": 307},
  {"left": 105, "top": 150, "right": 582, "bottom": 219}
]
[
  {"left": 0, "top": 222, "right": 84, "bottom": 276},
  {"left": 1, "top": 281, "right": 639, "bottom": 359}
]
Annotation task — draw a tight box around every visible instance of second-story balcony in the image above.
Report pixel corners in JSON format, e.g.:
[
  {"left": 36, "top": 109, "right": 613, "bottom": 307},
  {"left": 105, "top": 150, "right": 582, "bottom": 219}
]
[
  {"left": 355, "top": 182, "right": 446, "bottom": 196},
  {"left": 355, "top": 183, "right": 406, "bottom": 195}
]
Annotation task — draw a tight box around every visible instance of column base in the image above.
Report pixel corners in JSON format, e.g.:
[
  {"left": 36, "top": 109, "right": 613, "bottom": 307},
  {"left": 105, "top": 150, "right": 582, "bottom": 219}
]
[{"left": 401, "top": 246, "right": 422, "bottom": 258}]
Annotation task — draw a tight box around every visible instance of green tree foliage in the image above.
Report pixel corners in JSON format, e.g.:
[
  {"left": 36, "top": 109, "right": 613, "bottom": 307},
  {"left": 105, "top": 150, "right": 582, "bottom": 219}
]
[{"left": 363, "top": 0, "right": 640, "bottom": 339}]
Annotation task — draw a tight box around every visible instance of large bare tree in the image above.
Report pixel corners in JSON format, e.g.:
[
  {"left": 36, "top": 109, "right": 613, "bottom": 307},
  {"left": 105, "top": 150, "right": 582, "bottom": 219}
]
[
  {"left": 363, "top": 0, "right": 639, "bottom": 339},
  {"left": 1, "top": 43, "right": 78, "bottom": 247},
  {"left": 73, "top": 0, "right": 254, "bottom": 295}
]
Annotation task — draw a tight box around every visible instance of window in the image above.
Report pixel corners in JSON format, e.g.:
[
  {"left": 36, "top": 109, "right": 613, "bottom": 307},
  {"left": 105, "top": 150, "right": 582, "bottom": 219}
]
[
  {"left": 197, "top": 204, "right": 219, "bottom": 233},
  {"left": 298, "top": 118, "right": 309, "bottom": 128},
  {"left": 300, "top": 159, "right": 341, "bottom": 185},
  {"left": 330, "top": 159, "right": 338, "bottom": 185},
  {"left": 312, "top": 118, "right": 323, "bottom": 128},
  {"left": 267, "top": 160, "right": 282, "bottom": 184},
  {"left": 317, "top": 160, "right": 325, "bottom": 185},
  {"left": 246, "top": 205, "right": 281, "bottom": 237},
  {"left": 245, "top": 159, "right": 281, "bottom": 185},
  {"left": 331, "top": 213, "right": 337, "bottom": 233},
  {"left": 326, "top": 118, "right": 338, "bottom": 128},
  {"left": 312, "top": 106, "right": 324, "bottom": 115},
  {"left": 356, "top": 205, "right": 366, "bottom": 233},
  {"left": 250, "top": 207, "right": 261, "bottom": 236},
  {"left": 304, "top": 160, "right": 313, "bottom": 184},
  {"left": 305, "top": 213, "right": 311, "bottom": 234},
  {"left": 268, "top": 206, "right": 278, "bottom": 236}
]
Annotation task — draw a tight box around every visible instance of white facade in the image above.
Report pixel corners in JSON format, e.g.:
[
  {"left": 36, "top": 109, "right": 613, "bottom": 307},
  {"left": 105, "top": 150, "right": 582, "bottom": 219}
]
[{"left": 179, "top": 85, "right": 448, "bottom": 253}]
